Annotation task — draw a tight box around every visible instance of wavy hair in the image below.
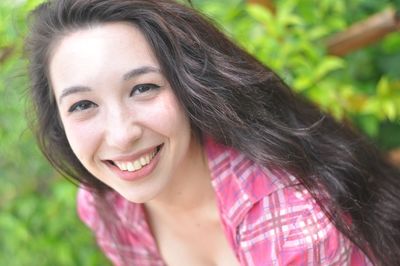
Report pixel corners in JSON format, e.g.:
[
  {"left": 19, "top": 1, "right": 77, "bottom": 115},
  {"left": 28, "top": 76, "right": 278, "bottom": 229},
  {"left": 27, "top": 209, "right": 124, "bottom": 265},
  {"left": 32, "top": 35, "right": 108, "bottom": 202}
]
[{"left": 25, "top": 0, "right": 400, "bottom": 265}]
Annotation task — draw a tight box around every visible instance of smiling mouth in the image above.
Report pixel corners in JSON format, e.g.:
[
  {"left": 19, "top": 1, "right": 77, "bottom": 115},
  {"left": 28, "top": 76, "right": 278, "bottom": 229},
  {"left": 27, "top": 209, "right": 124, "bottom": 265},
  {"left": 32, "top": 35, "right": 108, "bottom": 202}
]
[{"left": 109, "top": 144, "right": 163, "bottom": 172}]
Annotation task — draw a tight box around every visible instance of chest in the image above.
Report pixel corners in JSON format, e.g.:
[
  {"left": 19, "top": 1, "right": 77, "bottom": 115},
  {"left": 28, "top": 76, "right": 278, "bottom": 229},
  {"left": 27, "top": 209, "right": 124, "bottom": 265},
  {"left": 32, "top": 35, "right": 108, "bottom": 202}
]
[{"left": 150, "top": 217, "right": 241, "bottom": 266}]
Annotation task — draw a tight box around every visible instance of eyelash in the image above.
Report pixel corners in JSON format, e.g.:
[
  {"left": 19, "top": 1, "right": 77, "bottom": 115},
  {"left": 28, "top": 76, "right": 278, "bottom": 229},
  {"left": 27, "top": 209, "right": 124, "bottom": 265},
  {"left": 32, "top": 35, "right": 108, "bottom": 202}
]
[
  {"left": 68, "top": 100, "right": 97, "bottom": 113},
  {"left": 130, "top": 83, "right": 160, "bottom": 97}
]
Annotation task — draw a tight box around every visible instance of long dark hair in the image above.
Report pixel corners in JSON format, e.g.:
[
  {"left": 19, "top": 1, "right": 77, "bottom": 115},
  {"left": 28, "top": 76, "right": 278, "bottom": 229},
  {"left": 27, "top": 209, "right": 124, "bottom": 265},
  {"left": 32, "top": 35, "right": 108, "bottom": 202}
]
[{"left": 26, "top": 0, "right": 400, "bottom": 265}]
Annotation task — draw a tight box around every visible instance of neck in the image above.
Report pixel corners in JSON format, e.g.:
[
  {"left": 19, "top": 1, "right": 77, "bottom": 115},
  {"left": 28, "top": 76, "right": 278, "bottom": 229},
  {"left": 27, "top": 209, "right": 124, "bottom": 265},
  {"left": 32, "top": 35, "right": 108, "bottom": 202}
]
[{"left": 144, "top": 138, "right": 217, "bottom": 219}]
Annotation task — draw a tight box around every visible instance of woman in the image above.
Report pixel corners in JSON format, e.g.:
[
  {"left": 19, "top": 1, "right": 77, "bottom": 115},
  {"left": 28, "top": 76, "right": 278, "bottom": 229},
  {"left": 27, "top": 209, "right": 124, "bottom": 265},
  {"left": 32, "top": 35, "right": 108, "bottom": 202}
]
[{"left": 25, "top": 0, "right": 400, "bottom": 265}]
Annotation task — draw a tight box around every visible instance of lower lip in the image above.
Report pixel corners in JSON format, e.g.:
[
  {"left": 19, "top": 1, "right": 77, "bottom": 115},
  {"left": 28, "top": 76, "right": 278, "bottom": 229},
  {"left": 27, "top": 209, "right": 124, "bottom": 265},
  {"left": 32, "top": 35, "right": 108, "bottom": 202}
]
[{"left": 108, "top": 146, "right": 162, "bottom": 182}]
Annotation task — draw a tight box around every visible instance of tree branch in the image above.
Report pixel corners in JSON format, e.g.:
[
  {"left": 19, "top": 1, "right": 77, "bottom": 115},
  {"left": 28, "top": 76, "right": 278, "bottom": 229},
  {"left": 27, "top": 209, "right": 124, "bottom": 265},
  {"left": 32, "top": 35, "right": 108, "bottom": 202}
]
[
  {"left": 388, "top": 148, "right": 400, "bottom": 168},
  {"left": 327, "top": 8, "right": 400, "bottom": 56},
  {"left": 247, "top": 0, "right": 275, "bottom": 14}
]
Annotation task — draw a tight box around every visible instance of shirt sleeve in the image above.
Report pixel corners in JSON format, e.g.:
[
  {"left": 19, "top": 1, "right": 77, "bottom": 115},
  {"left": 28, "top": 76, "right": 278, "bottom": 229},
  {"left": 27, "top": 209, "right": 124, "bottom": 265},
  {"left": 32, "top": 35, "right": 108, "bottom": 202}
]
[{"left": 236, "top": 186, "right": 373, "bottom": 266}]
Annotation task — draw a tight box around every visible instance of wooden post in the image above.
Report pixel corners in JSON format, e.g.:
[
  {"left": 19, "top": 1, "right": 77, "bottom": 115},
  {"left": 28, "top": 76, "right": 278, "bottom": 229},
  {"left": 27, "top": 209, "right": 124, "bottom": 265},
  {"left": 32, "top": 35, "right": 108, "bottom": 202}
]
[
  {"left": 327, "top": 8, "right": 400, "bottom": 56},
  {"left": 247, "top": 0, "right": 276, "bottom": 14}
]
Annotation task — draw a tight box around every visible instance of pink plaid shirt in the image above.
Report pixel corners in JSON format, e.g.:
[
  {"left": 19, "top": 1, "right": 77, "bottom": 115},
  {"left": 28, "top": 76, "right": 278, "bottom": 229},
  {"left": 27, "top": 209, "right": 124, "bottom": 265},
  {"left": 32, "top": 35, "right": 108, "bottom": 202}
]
[{"left": 77, "top": 137, "right": 372, "bottom": 265}]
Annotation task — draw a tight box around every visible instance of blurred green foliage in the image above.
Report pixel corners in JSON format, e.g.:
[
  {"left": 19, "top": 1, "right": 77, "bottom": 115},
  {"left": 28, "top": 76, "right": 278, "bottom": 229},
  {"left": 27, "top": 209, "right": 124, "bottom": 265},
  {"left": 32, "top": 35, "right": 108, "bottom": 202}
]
[
  {"left": 195, "top": 0, "right": 400, "bottom": 145},
  {"left": 0, "top": 0, "right": 399, "bottom": 265}
]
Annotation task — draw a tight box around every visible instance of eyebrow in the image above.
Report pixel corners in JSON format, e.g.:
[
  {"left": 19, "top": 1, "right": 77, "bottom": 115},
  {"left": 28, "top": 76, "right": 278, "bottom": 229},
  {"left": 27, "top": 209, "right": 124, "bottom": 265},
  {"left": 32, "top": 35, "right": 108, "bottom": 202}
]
[
  {"left": 58, "top": 66, "right": 161, "bottom": 104},
  {"left": 123, "top": 66, "right": 160, "bottom": 81},
  {"left": 58, "top": 85, "right": 91, "bottom": 104}
]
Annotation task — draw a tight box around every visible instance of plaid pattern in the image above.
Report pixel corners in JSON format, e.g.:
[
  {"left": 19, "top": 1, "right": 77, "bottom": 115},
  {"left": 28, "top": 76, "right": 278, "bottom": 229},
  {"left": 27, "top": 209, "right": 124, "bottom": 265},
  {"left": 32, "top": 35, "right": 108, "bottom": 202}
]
[{"left": 77, "top": 137, "right": 372, "bottom": 265}]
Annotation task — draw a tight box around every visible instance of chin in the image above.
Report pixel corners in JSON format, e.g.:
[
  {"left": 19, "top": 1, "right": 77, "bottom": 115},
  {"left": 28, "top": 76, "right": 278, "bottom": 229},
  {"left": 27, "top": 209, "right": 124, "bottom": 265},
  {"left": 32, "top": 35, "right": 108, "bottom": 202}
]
[{"left": 119, "top": 190, "right": 158, "bottom": 204}]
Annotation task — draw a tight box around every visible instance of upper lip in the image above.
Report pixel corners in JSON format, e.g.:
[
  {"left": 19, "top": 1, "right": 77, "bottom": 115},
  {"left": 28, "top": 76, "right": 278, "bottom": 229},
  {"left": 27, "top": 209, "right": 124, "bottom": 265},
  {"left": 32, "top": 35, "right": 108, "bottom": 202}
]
[{"left": 105, "top": 144, "right": 162, "bottom": 162}]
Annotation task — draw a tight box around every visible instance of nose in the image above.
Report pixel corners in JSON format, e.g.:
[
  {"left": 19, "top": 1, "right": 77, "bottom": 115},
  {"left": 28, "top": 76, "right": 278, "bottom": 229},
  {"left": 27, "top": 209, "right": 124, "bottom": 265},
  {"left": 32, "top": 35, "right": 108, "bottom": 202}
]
[{"left": 104, "top": 106, "right": 142, "bottom": 150}]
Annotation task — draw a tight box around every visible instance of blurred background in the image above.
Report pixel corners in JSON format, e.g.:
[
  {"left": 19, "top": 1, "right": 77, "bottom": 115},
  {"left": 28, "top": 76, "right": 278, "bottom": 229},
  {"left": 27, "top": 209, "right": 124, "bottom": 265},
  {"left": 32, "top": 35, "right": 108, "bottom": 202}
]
[{"left": 1, "top": 0, "right": 399, "bottom": 265}]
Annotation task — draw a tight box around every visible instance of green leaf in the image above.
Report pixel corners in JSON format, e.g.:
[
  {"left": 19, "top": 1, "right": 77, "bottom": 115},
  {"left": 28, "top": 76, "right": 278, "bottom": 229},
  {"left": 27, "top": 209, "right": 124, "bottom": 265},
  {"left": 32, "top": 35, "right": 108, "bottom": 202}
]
[
  {"left": 245, "top": 4, "right": 273, "bottom": 24},
  {"left": 314, "top": 57, "right": 345, "bottom": 80},
  {"left": 383, "top": 101, "right": 397, "bottom": 121},
  {"left": 377, "top": 77, "right": 390, "bottom": 96}
]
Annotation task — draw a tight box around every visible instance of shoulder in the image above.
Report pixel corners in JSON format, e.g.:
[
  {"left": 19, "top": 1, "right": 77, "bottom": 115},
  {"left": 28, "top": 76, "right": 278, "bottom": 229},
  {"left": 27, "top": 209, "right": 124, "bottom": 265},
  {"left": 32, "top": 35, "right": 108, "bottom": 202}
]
[
  {"left": 76, "top": 186, "right": 99, "bottom": 229},
  {"left": 204, "top": 137, "right": 371, "bottom": 264},
  {"left": 76, "top": 186, "right": 142, "bottom": 231},
  {"left": 76, "top": 187, "right": 163, "bottom": 265},
  {"left": 236, "top": 184, "right": 372, "bottom": 265}
]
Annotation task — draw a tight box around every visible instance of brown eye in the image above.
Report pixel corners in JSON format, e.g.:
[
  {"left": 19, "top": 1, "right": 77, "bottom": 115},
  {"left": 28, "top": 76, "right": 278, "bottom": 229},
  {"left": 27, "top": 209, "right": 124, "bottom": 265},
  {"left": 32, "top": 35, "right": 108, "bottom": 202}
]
[
  {"left": 130, "top": 83, "right": 160, "bottom": 97},
  {"left": 68, "top": 100, "right": 97, "bottom": 112}
]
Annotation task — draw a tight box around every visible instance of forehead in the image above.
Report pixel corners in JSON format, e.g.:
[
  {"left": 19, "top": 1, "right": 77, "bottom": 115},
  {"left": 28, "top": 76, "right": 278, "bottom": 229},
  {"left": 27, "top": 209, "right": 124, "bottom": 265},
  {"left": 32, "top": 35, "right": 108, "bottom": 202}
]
[{"left": 49, "top": 22, "right": 160, "bottom": 89}]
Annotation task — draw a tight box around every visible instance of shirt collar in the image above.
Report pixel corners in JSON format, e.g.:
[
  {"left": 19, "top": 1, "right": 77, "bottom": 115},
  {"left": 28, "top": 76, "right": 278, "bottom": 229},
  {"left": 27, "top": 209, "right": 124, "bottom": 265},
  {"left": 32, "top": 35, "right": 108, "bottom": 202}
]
[{"left": 204, "top": 136, "right": 290, "bottom": 227}]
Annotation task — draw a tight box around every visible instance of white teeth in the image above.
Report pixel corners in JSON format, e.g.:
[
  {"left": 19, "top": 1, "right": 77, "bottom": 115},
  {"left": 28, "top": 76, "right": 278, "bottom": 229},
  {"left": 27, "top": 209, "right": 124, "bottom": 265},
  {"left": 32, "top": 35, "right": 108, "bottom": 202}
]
[
  {"left": 113, "top": 148, "right": 158, "bottom": 172},
  {"left": 115, "top": 161, "right": 127, "bottom": 171},
  {"left": 127, "top": 162, "right": 134, "bottom": 171},
  {"left": 133, "top": 160, "right": 141, "bottom": 170}
]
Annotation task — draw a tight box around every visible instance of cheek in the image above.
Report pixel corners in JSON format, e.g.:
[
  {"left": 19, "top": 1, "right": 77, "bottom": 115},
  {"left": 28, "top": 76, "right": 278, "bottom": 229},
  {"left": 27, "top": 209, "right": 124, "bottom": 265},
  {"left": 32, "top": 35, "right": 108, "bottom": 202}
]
[
  {"left": 63, "top": 120, "right": 101, "bottom": 162},
  {"left": 142, "top": 91, "right": 190, "bottom": 136}
]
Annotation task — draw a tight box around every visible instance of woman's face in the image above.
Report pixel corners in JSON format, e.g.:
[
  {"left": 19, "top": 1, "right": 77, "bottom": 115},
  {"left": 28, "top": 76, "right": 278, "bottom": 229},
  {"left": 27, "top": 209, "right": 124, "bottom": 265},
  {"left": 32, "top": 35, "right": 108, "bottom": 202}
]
[{"left": 49, "top": 22, "right": 197, "bottom": 203}]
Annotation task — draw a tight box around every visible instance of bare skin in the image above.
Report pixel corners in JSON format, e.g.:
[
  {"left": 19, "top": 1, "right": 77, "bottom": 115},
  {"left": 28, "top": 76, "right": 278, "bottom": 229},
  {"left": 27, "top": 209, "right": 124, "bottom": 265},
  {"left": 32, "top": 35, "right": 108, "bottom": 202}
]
[
  {"left": 144, "top": 159, "right": 241, "bottom": 265},
  {"left": 144, "top": 139, "right": 240, "bottom": 266},
  {"left": 146, "top": 207, "right": 241, "bottom": 266}
]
